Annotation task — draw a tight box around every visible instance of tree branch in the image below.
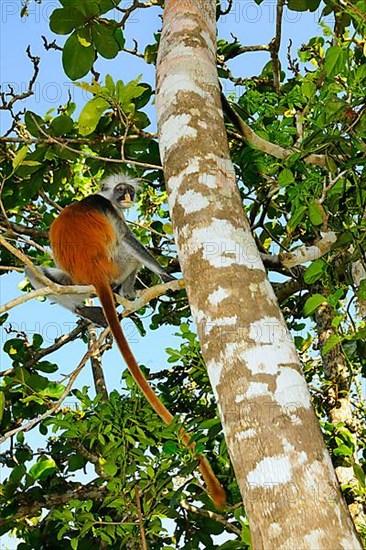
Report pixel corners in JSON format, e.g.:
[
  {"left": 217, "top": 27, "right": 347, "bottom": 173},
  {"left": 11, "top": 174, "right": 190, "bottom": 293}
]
[
  {"left": 135, "top": 488, "right": 148, "bottom": 550},
  {"left": 180, "top": 500, "right": 241, "bottom": 536},
  {"left": 0, "top": 485, "right": 109, "bottom": 527},
  {"left": 0, "top": 46, "right": 40, "bottom": 111},
  {"left": 87, "top": 321, "right": 109, "bottom": 401},
  {"left": 279, "top": 231, "right": 337, "bottom": 268},
  {"left": 221, "top": 93, "right": 328, "bottom": 167},
  {"left": 269, "top": 0, "right": 284, "bottom": 92}
]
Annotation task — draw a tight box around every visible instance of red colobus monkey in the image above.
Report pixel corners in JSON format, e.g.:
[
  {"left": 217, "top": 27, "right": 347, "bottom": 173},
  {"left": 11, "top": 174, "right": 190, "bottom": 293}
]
[{"left": 27, "top": 174, "right": 226, "bottom": 509}]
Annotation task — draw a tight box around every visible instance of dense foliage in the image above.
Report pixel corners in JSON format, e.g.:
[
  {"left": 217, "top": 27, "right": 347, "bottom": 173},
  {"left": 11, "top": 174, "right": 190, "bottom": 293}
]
[{"left": 0, "top": 0, "right": 365, "bottom": 547}]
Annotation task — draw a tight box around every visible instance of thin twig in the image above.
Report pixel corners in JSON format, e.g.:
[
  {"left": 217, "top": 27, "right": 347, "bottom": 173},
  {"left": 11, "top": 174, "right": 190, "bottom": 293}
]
[
  {"left": 0, "top": 348, "right": 91, "bottom": 445},
  {"left": 0, "top": 46, "right": 40, "bottom": 111},
  {"left": 135, "top": 487, "right": 148, "bottom": 550},
  {"left": 180, "top": 500, "right": 241, "bottom": 536},
  {"left": 270, "top": 0, "right": 284, "bottom": 92},
  {"left": 33, "top": 120, "right": 161, "bottom": 171}
]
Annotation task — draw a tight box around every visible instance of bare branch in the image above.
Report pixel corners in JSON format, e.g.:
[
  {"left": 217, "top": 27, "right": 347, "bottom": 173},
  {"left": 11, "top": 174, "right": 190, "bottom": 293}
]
[
  {"left": 222, "top": 43, "right": 270, "bottom": 61},
  {"left": 121, "top": 43, "right": 145, "bottom": 59},
  {"left": 0, "top": 485, "right": 109, "bottom": 527},
  {"left": 180, "top": 500, "right": 241, "bottom": 536},
  {"left": 26, "top": 321, "right": 90, "bottom": 367},
  {"left": 41, "top": 35, "right": 62, "bottom": 51},
  {"left": 0, "top": 234, "right": 58, "bottom": 289},
  {"left": 269, "top": 0, "right": 284, "bottom": 92},
  {"left": 0, "top": 46, "right": 40, "bottom": 111},
  {"left": 0, "top": 217, "right": 48, "bottom": 240},
  {"left": 279, "top": 231, "right": 337, "bottom": 268},
  {"left": 135, "top": 488, "right": 148, "bottom": 550},
  {"left": 221, "top": 93, "right": 328, "bottom": 167},
  {"left": 0, "top": 134, "right": 154, "bottom": 145},
  {"left": 319, "top": 170, "right": 347, "bottom": 204},
  {"left": 117, "top": 279, "right": 184, "bottom": 316},
  {"left": 114, "top": 0, "right": 153, "bottom": 28},
  {"left": 33, "top": 121, "right": 162, "bottom": 171}
]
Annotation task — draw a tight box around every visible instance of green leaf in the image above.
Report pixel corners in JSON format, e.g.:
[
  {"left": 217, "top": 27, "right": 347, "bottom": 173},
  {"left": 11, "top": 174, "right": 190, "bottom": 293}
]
[
  {"left": 105, "top": 74, "right": 115, "bottom": 93},
  {"left": 29, "top": 457, "right": 57, "bottom": 480},
  {"left": 68, "top": 454, "right": 86, "bottom": 471},
  {"left": 39, "top": 383, "right": 65, "bottom": 399},
  {"left": 288, "top": 206, "right": 307, "bottom": 228},
  {"left": 103, "top": 462, "right": 118, "bottom": 476},
  {"left": 49, "top": 7, "right": 85, "bottom": 35},
  {"left": 144, "top": 43, "right": 158, "bottom": 64},
  {"left": 333, "top": 444, "right": 353, "bottom": 457},
  {"left": 321, "top": 334, "right": 341, "bottom": 355},
  {"left": 303, "top": 294, "right": 327, "bottom": 316},
  {"left": 113, "top": 27, "right": 125, "bottom": 49},
  {"left": 301, "top": 81, "right": 316, "bottom": 99},
  {"left": 278, "top": 168, "right": 294, "bottom": 186},
  {"left": 76, "top": 1, "right": 100, "bottom": 17},
  {"left": 62, "top": 30, "right": 95, "bottom": 80},
  {"left": 4, "top": 338, "right": 24, "bottom": 355},
  {"left": 288, "top": 0, "right": 321, "bottom": 11},
  {"left": 35, "top": 361, "right": 59, "bottom": 374},
  {"left": 12, "top": 146, "right": 29, "bottom": 171},
  {"left": 50, "top": 115, "right": 74, "bottom": 136},
  {"left": 0, "top": 392, "right": 5, "bottom": 423},
  {"left": 92, "top": 22, "right": 119, "bottom": 59},
  {"left": 9, "top": 464, "right": 26, "bottom": 484},
  {"left": 308, "top": 201, "right": 323, "bottom": 226},
  {"left": 324, "top": 46, "right": 347, "bottom": 79},
  {"left": 304, "top": 259, "right": 327, "bottom": 284},
  {"left": 98, "top": 0, "right": 116, "bottom": 14},
  {"left": 78, "top": 96, "right": 110, "bottom": 135},
  {"left": 353, "top": 464, "right": 366, "bottom": 488},
  {"left": 116, "top": 76, "right": 145, "bottom": 111},
  {"left": 24, "top": 111, "right": 44, "bottom": 136},
  {"left": 162, "top": 441, "right": 179, "bottom": 455},
  {"left": 199, "top": 418, "right": 220, "bottom": 429},
  {"left": 357, "top": 279, "right": 366, "bottom": 301}
]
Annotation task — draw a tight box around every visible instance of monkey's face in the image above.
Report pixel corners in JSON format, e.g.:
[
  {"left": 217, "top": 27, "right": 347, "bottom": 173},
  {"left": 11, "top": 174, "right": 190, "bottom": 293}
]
[
  {"left": 114, "top": 184, "right": 135, "bottom": 209},
  {"left": 99, "top": 174, "right": 139, "bottom": 208}
]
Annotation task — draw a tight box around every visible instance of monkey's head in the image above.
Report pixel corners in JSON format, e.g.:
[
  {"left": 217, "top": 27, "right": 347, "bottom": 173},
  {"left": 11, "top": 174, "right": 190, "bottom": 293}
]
[{"left": 99, "top": 173, "right": 140, "bottom": 209}]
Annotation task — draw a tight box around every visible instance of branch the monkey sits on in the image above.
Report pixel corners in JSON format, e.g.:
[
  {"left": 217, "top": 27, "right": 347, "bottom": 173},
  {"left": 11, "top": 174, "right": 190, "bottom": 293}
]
[{"left": 26, "top": 174, "right": 226, "bottom": 509}]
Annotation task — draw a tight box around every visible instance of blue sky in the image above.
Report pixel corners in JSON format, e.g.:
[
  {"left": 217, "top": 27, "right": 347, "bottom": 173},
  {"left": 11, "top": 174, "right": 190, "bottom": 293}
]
[{"left": 0, "top": 1, "right": 329, "bottom": 547}]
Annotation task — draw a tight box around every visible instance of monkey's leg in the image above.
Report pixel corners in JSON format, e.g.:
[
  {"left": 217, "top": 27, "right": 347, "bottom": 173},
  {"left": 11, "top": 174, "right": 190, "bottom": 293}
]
[{"left": 25, "top": 266, "right": 107, "bottom": 327}]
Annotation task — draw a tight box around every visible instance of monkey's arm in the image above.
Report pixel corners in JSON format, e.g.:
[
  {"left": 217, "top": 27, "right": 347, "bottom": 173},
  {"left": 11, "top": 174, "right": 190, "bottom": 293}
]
[
  {"left": 104, "top": 200, "right": 176, "bottom": 283},
  {"left": 122, "top": 232, "right": 176, "bottom": 282},
  {"left": 25, "top": 267, "right": 108, "bottom": 327}
]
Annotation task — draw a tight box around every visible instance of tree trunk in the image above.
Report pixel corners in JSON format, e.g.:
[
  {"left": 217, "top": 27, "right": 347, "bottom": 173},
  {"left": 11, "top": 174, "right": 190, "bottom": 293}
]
[{"left": 155, "top": 0, "right": 362, "bottom": 547}]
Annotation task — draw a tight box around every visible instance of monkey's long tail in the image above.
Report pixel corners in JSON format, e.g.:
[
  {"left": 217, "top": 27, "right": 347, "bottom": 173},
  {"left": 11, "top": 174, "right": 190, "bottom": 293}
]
[{"left": 95, "top": 280, "right": 227, "bottom": 509}]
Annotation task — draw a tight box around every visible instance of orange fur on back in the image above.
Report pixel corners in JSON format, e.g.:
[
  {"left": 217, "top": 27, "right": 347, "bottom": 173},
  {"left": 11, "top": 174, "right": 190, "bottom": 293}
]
[{"left": 50, "top": 202, "right": 119, "bottom": 286}]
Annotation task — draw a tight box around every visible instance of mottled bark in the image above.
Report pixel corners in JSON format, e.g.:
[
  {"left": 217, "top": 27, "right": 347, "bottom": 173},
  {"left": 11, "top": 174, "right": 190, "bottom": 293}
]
[{"left": 156, "top": 0, "right": 361, "bottom": 547}]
